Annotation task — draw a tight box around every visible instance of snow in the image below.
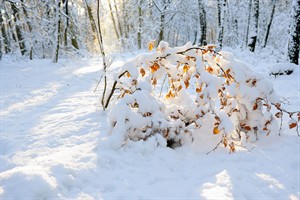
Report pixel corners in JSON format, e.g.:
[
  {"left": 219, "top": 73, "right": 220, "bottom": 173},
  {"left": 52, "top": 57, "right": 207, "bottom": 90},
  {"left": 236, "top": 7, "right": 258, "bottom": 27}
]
[
  {"left": 1, "top": 52, "right": 300, "bottom": 199},
  {"left": 268, "top": 63, "right": 296, "bottom": 76}
]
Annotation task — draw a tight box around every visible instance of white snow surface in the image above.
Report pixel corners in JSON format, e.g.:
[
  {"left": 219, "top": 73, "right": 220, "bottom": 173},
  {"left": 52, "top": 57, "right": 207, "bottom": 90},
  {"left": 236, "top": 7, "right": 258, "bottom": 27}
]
[
  {"left": 0, "top": 52, "right": 299, "bottom": 200},
  {"left": 268, "top": 63, "right": 297, "bottom": 75}
]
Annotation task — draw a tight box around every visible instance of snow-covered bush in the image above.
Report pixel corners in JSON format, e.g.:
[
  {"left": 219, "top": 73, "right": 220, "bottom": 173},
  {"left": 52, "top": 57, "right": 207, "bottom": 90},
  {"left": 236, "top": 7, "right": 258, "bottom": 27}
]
[{"left": 106, "top": 42, "right": 300, "bottom": 151}]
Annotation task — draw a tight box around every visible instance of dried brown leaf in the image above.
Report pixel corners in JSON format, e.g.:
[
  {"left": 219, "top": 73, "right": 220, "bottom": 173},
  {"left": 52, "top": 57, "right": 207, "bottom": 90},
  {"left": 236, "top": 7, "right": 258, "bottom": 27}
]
[
  {"left": 289, "top": 123, "right": 297, "bottom": 129},
  {"left": 140, "top": 68, "right": 146, "bottom": 77}
]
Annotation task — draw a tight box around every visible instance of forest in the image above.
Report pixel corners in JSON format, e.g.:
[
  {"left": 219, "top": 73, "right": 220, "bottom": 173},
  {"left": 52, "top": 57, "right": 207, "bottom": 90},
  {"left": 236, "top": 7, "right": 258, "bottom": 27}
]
[{"left": 0, "top": 0, "right": 299, "bottom": 64}]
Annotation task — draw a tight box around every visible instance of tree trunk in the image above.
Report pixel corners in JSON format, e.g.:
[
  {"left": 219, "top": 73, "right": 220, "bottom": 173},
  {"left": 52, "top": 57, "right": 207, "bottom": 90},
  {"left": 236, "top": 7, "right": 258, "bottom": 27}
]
[
  {"left": 245, "top": 0, "right": 252, "bottom": 48},
  {"left": 20, "top": 0, "right": 33, "bottom": 59},
  {"left": 263, "top": 1, "right": 276, "bottom": 48},
  {"left": 71, "top": 37, "right": 79, "bottom": 49},
  {"left": 158, "top": 13, "right": 165, "bottom": 44},
  {"left": 63, "top": 0, "right": 69, "bottom": 46},
  {"left": 137, "top": 0, "right": 142, "bottom": 49},
  {"left": 84, "top": 0, "right": 101, "bottom": 50},
  {"left": 113, "top": 0, "right": 123, "bottom": 39},
  {"left": 122, "top": 0, "right": 129, "bottom": 40},
  {"left": 85, "top": 1, "right": 97, "bottom": 33},
  {"left": 217, "top": 0, "right": 226, "bottom": 49},
  {"left": 288, "top": 0, "right": 300, "bottom": 65},
  {"left": 10, "top": 2, "right": 27, "bottom": 56},
  {"left": 108, "top": 0, "right": 120, "bottom": 39},
  {"left": 0, "top": 9, "right": 10, "bottom": 54},
  {"left": 96, "top": 0, "right": 109, "bottom": 109},
  {"left": 193, "top": 31, "right": 197, "bottom": 45},
  {"left": 198, "top": 0, "right": 207, "bottom": 45},
  {"left": 248, "top": 0, "right": 259, "bottom": 52},
  {"left": 52, "top": 0, "right": 61, "bottom": 63}
]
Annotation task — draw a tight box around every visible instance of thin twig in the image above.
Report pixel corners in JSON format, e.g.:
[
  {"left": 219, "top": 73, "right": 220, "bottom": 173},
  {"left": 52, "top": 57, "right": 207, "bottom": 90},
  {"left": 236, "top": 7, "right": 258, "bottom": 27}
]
[
  {"left": 104, "top": 71, "right": 128, "bottom": 109},
  {"left": 94, "top": 71, "right": 104, "bottom": 92},
  {"left": 279, "top": 111, "right": 283, "bottom": 136},
  {"left": 206, "top": 139, "right": 223, "bottom": 155},
  {"left": 159, "top": 74, "right": 167, "bottom": 98}
]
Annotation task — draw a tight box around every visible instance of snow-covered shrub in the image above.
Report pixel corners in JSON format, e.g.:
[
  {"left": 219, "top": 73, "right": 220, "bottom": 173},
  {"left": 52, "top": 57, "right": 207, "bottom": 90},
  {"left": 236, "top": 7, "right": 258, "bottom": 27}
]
[{"left": 106, "top": 42, "right": 300, "bottom": 151}]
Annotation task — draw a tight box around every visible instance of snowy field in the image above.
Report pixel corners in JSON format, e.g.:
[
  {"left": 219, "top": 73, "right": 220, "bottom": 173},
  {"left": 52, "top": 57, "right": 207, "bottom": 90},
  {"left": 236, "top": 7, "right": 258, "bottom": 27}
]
[{"left": 0, "top": 51, "right": 299, "bottom": 200}]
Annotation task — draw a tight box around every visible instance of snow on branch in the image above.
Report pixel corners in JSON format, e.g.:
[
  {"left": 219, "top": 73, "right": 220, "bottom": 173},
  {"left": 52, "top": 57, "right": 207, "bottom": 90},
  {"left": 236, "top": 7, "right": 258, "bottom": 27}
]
[{"left": 105, "top": 41, "right": 300, "bottom": 151}]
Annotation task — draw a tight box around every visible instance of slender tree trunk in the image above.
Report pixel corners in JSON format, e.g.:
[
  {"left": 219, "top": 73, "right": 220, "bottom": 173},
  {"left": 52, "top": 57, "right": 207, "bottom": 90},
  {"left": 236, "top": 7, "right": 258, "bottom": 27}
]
[
  {"left": 84, "top": 0, "right": 101, "bottom": 50},
  {"left": 63, "top": 0, "right": 69, "bottom": 46},
  {"left": 85, "top": 1, "right": 97, "bottom": 33},
  {"left": 158, "top": 12, "right": 165, "bottom": 44},
  {"left": 71, "top": 35, "right": 79, "bottom": 49},
  {"left": 288, "top": 0, "right": 300, "bottom": 65},
  {"left": 96, "top": 0, "right": 109, "bottom": 109},
  {"left": 52, "top": 0, "right": 61, "bottom": 63},
  {"left": 245, "top": 0, "right": 252, "bottom": 48},
  {"left": 137, "top": 0, "right": 142, "bottom": 49},
  {"left": 198, "top": 0, "right": 207, "bottom": 45},
  {"left": 10, "top": 2, "right": 27, "bottom": 56},
  {"left": 217, "top": 0, "right": 226, "bottom": 49},
  {"left": 263, "top": 1, "right": 276, "bottom": 48},
  {"left": 233, "top": 19, "right": 238, "bottom": 45},
  {"left": 20, "top": 0, "right": 33, "bottom": 59},
  {"left": 113, "top": 0, "right": 123, "bottom": 39},
  {"left": 175, "top": 29, "right": 179, "bottom": 46},
  {"left": 193, "top": 31, "right": 197, "bottom": 45},
  {"left": 248, "top": 0, "right": 259, "bottom": 52},
  {"left": 166, "top": 29, "right": 171, "bottom": 44},
  {"left": 65, "top": 0, "right": 79, "bottom": 50},
  {"left": 211, "top": 28, "right": 214, "bottom": 42},
  {"left": 122, "top": 0, "right": 129, "bottom": 40},
  {"left": 0, "top": 10, "right": 10, "bottom": 54},
  {"left": 96, "top": 0, "right": 107, "bottom": 64},
  {"left": 108, "top": 0, "right": 120, "bottom": 39}
]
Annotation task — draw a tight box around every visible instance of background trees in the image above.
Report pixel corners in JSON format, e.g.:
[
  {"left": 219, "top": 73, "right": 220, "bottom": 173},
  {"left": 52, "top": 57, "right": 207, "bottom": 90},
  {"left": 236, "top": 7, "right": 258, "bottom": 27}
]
[{"left": 0, "top": 0, "right": 298, "bottom": 64}]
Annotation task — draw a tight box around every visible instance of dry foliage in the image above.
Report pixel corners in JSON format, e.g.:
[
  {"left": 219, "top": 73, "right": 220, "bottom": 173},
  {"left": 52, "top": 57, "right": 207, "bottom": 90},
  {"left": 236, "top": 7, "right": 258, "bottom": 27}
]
[{"left": 106, "top": 42, "right": 300, "bottom": 152}]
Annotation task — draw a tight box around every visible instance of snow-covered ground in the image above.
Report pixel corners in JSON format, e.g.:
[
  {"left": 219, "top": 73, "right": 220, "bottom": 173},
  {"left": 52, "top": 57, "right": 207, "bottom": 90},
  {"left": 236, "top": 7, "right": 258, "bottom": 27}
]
[{"left": 0, "top": 51, "right": 299, "bottom": 200}]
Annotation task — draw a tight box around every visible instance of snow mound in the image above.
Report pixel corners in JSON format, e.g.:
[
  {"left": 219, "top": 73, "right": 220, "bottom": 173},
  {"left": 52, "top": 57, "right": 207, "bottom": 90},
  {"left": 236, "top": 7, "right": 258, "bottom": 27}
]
[
  {"left": 0, "top": 166, "right": 58, "bottom": 199},
  {"left": 268, "top": 63, "right": 296, "bottom": 76}
]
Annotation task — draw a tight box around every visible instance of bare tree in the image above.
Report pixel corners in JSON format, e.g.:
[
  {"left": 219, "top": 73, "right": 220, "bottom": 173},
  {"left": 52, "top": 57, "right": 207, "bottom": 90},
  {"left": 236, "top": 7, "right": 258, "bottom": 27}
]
[
  {"left": 248, "top": 0, "right": 259, "bottom": 52},
  {"left": 217, "top": 0, "right": 227, "bottom": 49},
  {"left": 108, "top": 0, "right": 120, "bottom": 40},
  {"left": 62, "top": 0, "right": 69, "bottom": 46},
  {"left": 197, "top": 0, "right": 206, "bottom": 45},
  {"left": 288, "top": 0, "right": 300, "bottom": 65},
  {"left": 52, "top": 0, "right": 62, "bottom": 63},
  {"left": 245, "top": 0, "right": 252, "bottom": 48},
  {"left": 0, "top": 6, "right": 10, "bottom": 55},
  {"left": 113, "top": 0, "right": 123, "bottom": 40},
  {"left": 20, "top": 0, "right": 33, "bottom": 59},
  {"left": 96, "top": 0, "right": 109, "bottom": 109},
  {"left": 153, "top": 0, "right": 177, "bottom": 44},
  {"left": 137, "top": 0, "right": 143, "bottom": 49},
  {"left": 10, "top": 1, "right": 27, "bottom": 56},
  {"left": 263, "top": 0, "right": 276, "bottom": 48}
]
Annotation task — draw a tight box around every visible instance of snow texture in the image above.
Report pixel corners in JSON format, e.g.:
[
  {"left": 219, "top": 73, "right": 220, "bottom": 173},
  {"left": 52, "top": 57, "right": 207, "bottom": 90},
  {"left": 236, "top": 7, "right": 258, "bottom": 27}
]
[{"left": 0, "top": 52, "right": 299, "bottom": 199}]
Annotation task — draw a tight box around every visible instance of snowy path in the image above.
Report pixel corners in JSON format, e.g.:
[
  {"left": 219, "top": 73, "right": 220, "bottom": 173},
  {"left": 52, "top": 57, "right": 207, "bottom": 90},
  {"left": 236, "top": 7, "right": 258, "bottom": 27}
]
[{"left": 0, "top": 56, "right": 299, "bottom": 199}]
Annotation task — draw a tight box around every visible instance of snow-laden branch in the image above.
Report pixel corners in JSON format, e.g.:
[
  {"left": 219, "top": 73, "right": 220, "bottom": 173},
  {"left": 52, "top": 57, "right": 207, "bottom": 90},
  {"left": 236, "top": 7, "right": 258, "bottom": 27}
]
[{"left": 104, "top": 41, "right": 300, "bottom": 151}]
